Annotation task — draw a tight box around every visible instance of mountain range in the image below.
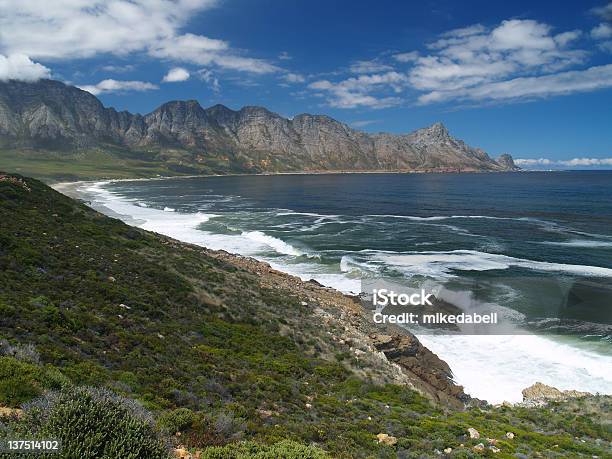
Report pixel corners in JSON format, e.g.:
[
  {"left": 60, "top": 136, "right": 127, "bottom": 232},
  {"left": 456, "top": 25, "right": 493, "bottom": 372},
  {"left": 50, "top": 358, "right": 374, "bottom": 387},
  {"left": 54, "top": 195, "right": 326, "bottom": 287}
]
[{"left": 0, "top": 79, "right": 518, "bottom": 174}]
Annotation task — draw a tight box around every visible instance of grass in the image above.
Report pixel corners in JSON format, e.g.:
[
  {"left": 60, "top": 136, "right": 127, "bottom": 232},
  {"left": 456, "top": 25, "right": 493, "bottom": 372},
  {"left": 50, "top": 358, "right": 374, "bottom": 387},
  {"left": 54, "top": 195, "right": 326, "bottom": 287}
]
[
  {"left": 0, "top": 149, "right": 208, "bottom": 182},
  {"left": 0, "top": 172, "right": 610, "bottom": 458}
]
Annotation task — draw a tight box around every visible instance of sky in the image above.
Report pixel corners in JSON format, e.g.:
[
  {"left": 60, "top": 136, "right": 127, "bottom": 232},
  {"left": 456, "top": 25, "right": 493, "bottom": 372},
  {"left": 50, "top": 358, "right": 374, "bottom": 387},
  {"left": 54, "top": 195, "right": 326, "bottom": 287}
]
[{"left": 1, "top": 0, "right": 612, "bottom": 168}]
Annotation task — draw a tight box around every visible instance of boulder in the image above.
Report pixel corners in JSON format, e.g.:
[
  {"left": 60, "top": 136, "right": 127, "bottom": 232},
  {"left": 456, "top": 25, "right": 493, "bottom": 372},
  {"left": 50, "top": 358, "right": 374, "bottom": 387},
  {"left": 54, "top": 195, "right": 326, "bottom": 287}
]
[
  {"left": 376, "top": 433, "right": 398, "bottom": 446},
  {"left": 522, "top": 382, "right": 590, "bottom": 404},
  {"left": 173, "top": 447, "right": 191, "bottom": 459},
  {"left": 468, "top": 427, "right": 480, "bottom": 439}
]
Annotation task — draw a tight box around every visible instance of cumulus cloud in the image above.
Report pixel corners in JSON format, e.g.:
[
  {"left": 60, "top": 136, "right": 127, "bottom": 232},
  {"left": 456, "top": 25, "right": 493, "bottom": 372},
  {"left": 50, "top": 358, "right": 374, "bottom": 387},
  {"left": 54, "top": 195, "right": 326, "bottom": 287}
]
[
  {"left": 411, "top": 20, "right": 584, "bottom": 92},
  {"left": 78, "top": 79, "right": 158, "bottom": 96},
  {"left": 592, "top": 23, "right": 612, "bottom": 39},
  {"left": 313, "top": 17, "right": 603, "bottom": 109},
  {"left": 591, "top": 3, "right": 612, "bottom": 52},
  {"left": 409, "top": 19, "right": 601, "bottom": 104},
  {"left": 309, "top": 72, "right": 408, "bottom": 108},
  {"left": 0, "top": 53, "right": 50, "bottom": 81},
  {"left": 148, "top": 32, "right": 278, "bottom": 74},
  {"left": 418, "top": 64, "right": 612, "bottom": 104},
  {"left": 0, "top": 0, "right": 278, "bottom": 74},
  {"left": 515, "top": 157, "right": 612, "bottom": 167},
  {"left": 278, "top": 51, "right": 292, "bottom": 60},
  {"left": 162, "top": 67, "right": 190, "bottom": 82}
]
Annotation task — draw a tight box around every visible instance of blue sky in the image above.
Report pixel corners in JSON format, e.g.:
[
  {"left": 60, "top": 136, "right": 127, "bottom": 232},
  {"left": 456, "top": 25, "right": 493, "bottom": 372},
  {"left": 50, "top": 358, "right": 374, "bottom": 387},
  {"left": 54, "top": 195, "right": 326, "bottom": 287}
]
[{"left": 1, "top": 0, "right": 612, "bottom": 167}]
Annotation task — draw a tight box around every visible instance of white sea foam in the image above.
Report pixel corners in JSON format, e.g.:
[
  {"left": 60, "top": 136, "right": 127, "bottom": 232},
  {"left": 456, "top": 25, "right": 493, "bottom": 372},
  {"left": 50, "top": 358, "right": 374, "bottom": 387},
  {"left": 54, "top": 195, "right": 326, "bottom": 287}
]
[
  {"left": 81, "top": 181, "right": 612, "bottom": 402},
  {"left": 369, "top": 214, "right": 535, "bottom": 222},
  {"left": 541, "top": 239, "right": 612, "bottom": 248},
  {"left": 417, "top": 334, "right": 612, "bottom": 403},
  {"left": 241, "top": 231, "right": 303, "bottom": 256},
  {"left": 377, "top": 250, "right": 612, "bottom": 278}
]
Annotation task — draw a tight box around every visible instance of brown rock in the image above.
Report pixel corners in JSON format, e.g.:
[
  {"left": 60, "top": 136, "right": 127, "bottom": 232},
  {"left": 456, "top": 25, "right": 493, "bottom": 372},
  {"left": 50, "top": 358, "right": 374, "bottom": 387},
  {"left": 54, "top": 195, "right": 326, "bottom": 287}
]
[
  {"left": 370, "top": 332, "right": 468, "bottom": 408},
  {"left": 376, "top": 433, "right": 398, "bottom": 446},
  {"left": 522, "top": 382, "right": 590, "bottom": 404},
  {"left": 173, "top": 447, "right": 191, "bottom": 459},
  {"left": 0, "top": 406, "right": 22, "bottom": 418}
]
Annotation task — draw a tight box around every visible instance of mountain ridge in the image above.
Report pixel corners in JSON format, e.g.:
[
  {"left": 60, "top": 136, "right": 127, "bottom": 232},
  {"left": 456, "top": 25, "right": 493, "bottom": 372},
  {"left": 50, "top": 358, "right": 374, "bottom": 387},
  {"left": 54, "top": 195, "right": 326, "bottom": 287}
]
[{"left": 0, "top": 79, "right": 519, "bottom": 174}]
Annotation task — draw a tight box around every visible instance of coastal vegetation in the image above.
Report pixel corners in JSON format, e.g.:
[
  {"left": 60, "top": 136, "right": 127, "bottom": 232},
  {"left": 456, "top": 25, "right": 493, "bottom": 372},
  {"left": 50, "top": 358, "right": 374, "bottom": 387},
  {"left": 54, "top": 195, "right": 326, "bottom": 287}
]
[{"left": 0, "top": 173, "right": 609, "bottom": 458}]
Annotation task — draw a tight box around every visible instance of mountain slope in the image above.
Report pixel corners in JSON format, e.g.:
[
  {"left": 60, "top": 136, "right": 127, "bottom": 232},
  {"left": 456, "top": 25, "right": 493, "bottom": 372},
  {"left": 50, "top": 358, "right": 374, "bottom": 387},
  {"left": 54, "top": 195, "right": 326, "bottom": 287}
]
[{"left": 0, "top": 79, "right": 518, "bottom": 175}]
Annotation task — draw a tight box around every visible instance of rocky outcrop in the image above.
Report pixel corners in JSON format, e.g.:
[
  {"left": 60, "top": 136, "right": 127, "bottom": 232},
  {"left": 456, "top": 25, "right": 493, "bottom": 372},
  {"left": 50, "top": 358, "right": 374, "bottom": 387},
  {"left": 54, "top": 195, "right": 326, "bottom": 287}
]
[
  {"left": 522, "top": 382, "right": 591, "bottom": 405},
  {"left": 496, "top": 153, "right": 520, "bottom": 171},
  {"left": 0, "top": 79, "right": 519, "bottom": 173},
  {"left": 370, "top": 333, "right": 469, "bottom": 407},
  {"left": 192, "top": 248, "right": 469, "bottom": 408}
]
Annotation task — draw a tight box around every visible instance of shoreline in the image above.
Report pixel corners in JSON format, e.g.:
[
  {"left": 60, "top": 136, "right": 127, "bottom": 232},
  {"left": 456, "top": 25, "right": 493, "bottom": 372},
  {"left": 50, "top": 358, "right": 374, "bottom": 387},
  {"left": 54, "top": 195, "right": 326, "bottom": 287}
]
[
  {"left": 51, "top": 178, "right": 471, "bottom": 407},
  {"left": 51, "top": 177, "right": 612, "bottom": 404},
  {"left": 48, "top": 167, "right": 531, "bottom": 187}
]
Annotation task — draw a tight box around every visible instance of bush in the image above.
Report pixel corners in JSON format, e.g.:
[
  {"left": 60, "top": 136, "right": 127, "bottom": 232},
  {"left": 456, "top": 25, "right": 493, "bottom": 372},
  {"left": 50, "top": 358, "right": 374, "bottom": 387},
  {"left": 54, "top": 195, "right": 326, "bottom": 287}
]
[
  {"left": 0, "top": 339, "right": 41, "bottom": 364},
  {"left": 157, "top": 407, "right": 197, "bottom": 434},
  {"left": 0, "top": 356, "right": 68, "bottom": 407},
  {"left": 198, "top": 440, "right": 329, "bottom": 458},
  {"left": 11, "top": 386, "right": 170, "bottom": 458}
]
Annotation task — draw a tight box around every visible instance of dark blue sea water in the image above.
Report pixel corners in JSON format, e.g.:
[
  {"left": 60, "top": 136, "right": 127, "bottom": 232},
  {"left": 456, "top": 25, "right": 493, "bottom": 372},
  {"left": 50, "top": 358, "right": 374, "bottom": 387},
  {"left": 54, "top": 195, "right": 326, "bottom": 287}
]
[{"left": 83, "top": 171, "right": 612, "bottom": 402}]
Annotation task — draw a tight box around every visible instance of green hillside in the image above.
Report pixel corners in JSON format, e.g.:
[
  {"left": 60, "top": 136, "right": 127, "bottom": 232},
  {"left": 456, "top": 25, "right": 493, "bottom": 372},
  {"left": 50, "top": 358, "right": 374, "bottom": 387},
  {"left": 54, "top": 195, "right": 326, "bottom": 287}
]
[{"left": 0, "top": 173, "right": 609, "bottom": 458}]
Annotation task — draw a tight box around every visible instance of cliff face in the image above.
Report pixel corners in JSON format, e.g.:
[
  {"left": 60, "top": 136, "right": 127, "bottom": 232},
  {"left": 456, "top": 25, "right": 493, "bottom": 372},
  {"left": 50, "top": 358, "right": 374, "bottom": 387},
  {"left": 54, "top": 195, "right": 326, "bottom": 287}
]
[{"left": 0, "top": 79, "right": 518, "bottom": 172}]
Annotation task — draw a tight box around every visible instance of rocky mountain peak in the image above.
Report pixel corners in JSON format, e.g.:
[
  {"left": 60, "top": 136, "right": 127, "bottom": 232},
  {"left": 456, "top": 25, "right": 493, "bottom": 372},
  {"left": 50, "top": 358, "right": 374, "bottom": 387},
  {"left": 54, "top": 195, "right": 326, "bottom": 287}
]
[
  {"left": 154, "top": 99, "right": 204, "bottom": 114},
  {"left": 496, "top": 153, "right": 519, "bottom": 171},
  {"left": 408, "top": 122, "right": 453, "bottom": 148},
  {"left": 422, "top": 122, "right": 450, "bottom": 139}
]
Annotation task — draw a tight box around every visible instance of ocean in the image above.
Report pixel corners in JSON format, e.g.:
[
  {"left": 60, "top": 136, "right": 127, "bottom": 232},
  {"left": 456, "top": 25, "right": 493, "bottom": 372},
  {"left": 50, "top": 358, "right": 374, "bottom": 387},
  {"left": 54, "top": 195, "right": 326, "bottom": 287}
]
[{"left": 78, "top": 171, "right": 612, "bottom": 403}]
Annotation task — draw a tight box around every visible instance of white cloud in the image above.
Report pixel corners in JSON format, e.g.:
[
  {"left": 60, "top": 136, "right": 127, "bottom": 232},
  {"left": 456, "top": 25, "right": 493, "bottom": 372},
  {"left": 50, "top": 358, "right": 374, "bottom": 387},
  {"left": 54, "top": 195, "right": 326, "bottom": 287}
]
[
  {"left": 592, "top": 2, "right": 612, "bottom": 21},
  {"left": 411, "top": 19, "right": 589, "bottom": 104},
  {"left": 514, "top": 158, "right": 553, "bottom": 166},
  {"left": 278, "top": 51, "right": 292, "bottom": 60},
  {"left": 592, "top": 23, "right": 612, "bottom": 39},
  {"left": 599, "top": 40, "right": 612, "bottom": 52},
  {"left": 282, "top": 72, "right": 305, "bottom": 84},
  {"left": 563, "top": 157, "right": 612, "bottom": 166},
  {"left": 0, "top": 53, "right": 50, "bottom": 81},
  {"left": 0, "top": 0, "right": 278, "bottom": 74},
  {"left": 162, "top": 67, "right": 190, "bottom": 82},
  {"left": 0, "top": 0, "right": 216, "bottom": 59},
  {"left": 196, "top": 68, "right": 220, "bottom": 92},
  {"left": 78, "top": 79, "right": 158, "bottom": 96},
  {"left": 349, "top": 60, "right": 393, "bottom": 74},
  {"left": 417, "top": 64, "right": 612, "bottom": 104},
  {"left": 309, "top": 72, "right": 408, "bottom": 108},
  {"left": 392, "top": 51, "right": 419, "bottom": 63},
  {"left": 516, "top": 157, "right": 612, "bottom": 167},
  {"left": 101, "top": 64, "right": 136, "bottom": 73}
]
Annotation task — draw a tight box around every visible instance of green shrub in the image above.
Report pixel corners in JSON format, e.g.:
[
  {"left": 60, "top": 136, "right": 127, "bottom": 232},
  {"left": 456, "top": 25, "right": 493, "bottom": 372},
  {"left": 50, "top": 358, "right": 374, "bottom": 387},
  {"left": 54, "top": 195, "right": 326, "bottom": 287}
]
[
  {"left": 12, "top": 386, "right": 170, "bottom": 459},
  {"left": 0, "top": 356, "right": 68, "bottom": 407},
  {"left": 157, "top": 407, "right": 197, "bottom": 434},
  {"left": 198, "top": 439, "right": 329, "bottom": 458}
]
